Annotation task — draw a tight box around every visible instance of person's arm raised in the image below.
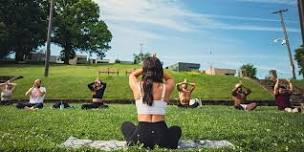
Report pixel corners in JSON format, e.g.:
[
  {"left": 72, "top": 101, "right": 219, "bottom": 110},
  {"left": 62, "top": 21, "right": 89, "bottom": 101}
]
[
  {"left": 164, "top": 72, "right": 175, "bottom": 94},
  {"left": 129, "top": 69, "right": 143, "bottom": 91},
  {"left": 287, "top": 79, "right": 293, "bottom": 92},
  {"left": 176, "top": 82, "right": 182, "bottom": 91},
  {"left": 88, "top": 82, "right": 95, "bottom": 91},
  {"left": 10, "top": 83, "right": 17, "bottom": 91},
  {"left": 243, "top": 86, "right": 251, "bottom": 96},
  {"left": 189, "top": 82, "right": 196, "bottom": 92},
  {"left": 273, "top": 79, "right": 279, "bottom": 95},
  {"left": 0, "top": 83, "right": 6, "bottom": 90},
  {"left": 25, "top": 87, "right": 33, "bottom": 96},
  {"left": 232, "top": 87, "right": 238, "bottom": 95}
]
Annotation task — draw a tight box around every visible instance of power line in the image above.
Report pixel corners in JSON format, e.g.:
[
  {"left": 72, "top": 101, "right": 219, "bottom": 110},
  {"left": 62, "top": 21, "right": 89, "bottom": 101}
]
[{"left": 139, "top": 43, "right": 143, "bottom": 54}]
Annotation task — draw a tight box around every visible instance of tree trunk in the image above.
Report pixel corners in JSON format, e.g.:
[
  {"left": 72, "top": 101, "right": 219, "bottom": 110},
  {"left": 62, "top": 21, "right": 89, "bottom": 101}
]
[
  {"left": 15, "top": 49, "right": 25, "bottom": 62},
  {"left": 63, "top": 49, "right": 70, "bottom": 64},
  {"left": 63, "top": 44, "right": 74, "bottom": 64}
]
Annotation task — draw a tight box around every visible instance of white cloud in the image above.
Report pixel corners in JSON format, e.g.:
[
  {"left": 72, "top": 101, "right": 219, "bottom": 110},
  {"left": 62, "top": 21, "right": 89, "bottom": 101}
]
[
  {"left": 204, "top": 23, "right": 300, "bottom": 33},
  {"left": 94, "top": 0, "right": 300, "bottom": 33},
  {"left": 96, "top": 0, "right": 195, "bottom": 32},
  {"left": 91, "top": 0, "right": 300, "bottom": 78},
  {"left": 201, "top": 14, "right": 298, "bottom": 24},
  {"left": 236, "top": 0, "right": 296, "bottom": 5}
]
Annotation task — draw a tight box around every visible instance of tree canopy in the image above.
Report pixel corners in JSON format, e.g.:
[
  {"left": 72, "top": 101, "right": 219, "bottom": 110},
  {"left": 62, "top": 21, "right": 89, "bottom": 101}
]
[
  {"left": 0, "top": 0, "right": 112, "bottom": 63},
  {"left": 52, "top": 0, "right": 112, "bottom": 64},
  {"left": 133, "top": 52, "right": 151, "bottom": 64},
  {"left": 0, "top": 0, "right": 48, "bottom": 61},
  {"left": 240, "top": 64, "right": 257, "bottom": 79},
  {"left": 294, "top": 45, "right": 304, "bottom": 78}
]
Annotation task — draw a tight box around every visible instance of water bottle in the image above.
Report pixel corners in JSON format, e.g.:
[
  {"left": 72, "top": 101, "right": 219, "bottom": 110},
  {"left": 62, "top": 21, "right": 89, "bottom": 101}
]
[{"left": 60, "top": 101, "right": 64, "bottom": 110}]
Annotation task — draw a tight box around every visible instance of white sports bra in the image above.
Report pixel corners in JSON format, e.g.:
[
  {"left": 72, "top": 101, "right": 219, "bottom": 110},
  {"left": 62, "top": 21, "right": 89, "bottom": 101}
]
[{"left": 135, "top": 83, "right": 167, "bottom": 115}]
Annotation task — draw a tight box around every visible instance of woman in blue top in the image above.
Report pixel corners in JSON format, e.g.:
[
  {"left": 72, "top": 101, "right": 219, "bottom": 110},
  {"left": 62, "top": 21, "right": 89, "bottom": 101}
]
[{"left": 121, "top": 56, "right": 182, "bottom": 149}]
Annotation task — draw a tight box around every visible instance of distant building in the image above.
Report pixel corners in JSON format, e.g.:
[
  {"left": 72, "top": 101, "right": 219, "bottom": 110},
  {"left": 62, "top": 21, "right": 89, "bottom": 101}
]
[
  {"left": 49, "top": 55, "right": 63, "bottom": 63},
  {"left": 97, "top": 59, "right": 110, "bottom": 64},
  {"left": 25, "top": 51, "right": 63, "bottom": 63},
  {"left": 167, "top": 62, "right": 200, "bottom": 72},
  {"left": 119, "top": 60, "right": 134, "bottom": 65},
  {"left": 69, "top": 55, "right": 87, "bottom": 64},
  {"left": 26, "top": 51, "right": 45, "bottom": 62},
  {"left": 205, "top": 67, "right": 236, "bottom": 76}
]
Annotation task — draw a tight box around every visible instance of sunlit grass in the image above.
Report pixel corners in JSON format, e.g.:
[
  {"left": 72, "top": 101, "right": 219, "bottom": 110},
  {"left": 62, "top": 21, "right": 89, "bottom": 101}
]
[{"left": 0, "top": 104, "right": 303, "bottom": 151}]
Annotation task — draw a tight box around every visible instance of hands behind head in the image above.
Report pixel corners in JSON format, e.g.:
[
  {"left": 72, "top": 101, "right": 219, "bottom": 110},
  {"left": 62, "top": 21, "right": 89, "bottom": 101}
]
[{"left": 276, "top": 79, "right": 292, "bottom": 84}]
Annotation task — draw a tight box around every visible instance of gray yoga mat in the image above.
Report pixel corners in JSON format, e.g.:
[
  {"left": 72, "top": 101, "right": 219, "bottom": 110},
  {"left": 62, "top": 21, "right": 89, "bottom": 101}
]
[{"left": 63, "top": 136, "right": 234, "bottom": 151}]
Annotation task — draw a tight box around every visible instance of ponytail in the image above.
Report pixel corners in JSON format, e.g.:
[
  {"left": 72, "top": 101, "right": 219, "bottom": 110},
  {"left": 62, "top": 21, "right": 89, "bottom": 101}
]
[
  {"left": 142, "top": 57, "right": 164, "bottom": 106},
  {"left": 143, "top": 77, "right": 153, "bottom": 106}
]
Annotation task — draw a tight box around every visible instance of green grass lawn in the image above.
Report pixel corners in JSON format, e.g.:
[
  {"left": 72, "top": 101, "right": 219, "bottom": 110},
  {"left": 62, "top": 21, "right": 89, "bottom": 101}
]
[
  {"left": 0, "top": 104, "right": 303, "bottom": 151},
  {"left": 0, "top": 64, "right": 273, "bottom": 101}
]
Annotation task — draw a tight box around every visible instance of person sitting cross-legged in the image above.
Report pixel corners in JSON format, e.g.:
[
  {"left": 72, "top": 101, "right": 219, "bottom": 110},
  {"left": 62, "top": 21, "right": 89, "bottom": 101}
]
[
  {"left": 16, "top": 79, "right": 46, "bottom": 109},
  {"left": 0, "top": 81, "right": 17, "bottom": 105},
  {"left": 232, "top": 82, "right": 257, "bottom": 111},
  {"left": 121, "top": 56, "right": 182, "bottom": 149},
  {"left": 273, "top": 79, "right": 301, "bottom": 113},
  {"left": 81, "top": 79, "right": 108, "bottom": 110},
  {"left": 176, "top": 79, "right": 200, "bottom": 108}
]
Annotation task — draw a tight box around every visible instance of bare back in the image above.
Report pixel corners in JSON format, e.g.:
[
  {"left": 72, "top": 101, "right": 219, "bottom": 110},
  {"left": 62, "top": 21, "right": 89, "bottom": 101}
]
[{"left": 133, "top": 82, "right": 173, "bottom": 122}]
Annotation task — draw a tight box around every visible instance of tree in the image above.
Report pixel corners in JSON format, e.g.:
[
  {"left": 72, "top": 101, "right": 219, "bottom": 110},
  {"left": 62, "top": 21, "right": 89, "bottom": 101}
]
[
  {"left": 133, "top": 52, "right": 151, "bottom": 64},
  {"left": 52, "top": 0, "right": 112, "bottom": 64},
  {"left": 240, "top": 64, "right": 257, "bottom": 78},
  {"left": 294, "top": 45, "right": 304, "bottom": 78},
  {"left": 0, "top": 22, "right": 10, "bottom": 59},
  {"left": 0, "top": 0, "right": 48, "bottom": 61}
]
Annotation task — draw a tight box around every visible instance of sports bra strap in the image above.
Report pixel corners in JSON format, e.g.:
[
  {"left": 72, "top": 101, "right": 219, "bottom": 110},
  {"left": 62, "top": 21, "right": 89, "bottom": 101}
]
[
  {"left": 161, "top": 84, "right": 166, "bottom": 100},
  {"left": 138, "top": 82, "right": 166, "bottom": 100}
]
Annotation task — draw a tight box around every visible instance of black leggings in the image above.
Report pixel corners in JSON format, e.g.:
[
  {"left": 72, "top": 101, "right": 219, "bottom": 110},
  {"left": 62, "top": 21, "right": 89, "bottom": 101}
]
[
  {"left": 81, "top": 102, "right": 108, "bottom": 109},
  {"left": 0, "top": 100, "right": 12, "bottom": 105},
  {"left": 16, "top": 102, "right": 43, "bottom": 109},
  {"left": 121, "top": 121, "right": 182, "bottom": 149}
]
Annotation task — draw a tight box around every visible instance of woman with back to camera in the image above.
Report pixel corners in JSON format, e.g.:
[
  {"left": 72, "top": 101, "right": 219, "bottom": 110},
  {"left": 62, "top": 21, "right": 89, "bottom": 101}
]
[{"left": 121, "top": 55, "right": 182, "bottom": 149}]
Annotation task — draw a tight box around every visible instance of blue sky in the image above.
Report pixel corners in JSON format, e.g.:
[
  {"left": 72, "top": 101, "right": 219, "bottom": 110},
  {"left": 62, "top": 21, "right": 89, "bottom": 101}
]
[{"left": 50, "top": 0, "right": 302, "bottom": 78}]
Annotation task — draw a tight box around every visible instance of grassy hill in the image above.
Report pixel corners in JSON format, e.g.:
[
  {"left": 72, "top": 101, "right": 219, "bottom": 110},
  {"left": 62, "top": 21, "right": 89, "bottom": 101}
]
[{"left": 0, "top": 64, "right": 273, "bottom": 101}]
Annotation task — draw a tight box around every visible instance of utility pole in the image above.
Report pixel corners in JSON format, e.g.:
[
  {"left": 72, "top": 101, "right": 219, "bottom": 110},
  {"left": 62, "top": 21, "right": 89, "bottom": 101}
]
[
  {"left": 273, "top": 9, "right": 296, "bottom": 79},
  {"left": 298, "top": 0, "right": 304, "bottom": 45},
  {"left": 139, "top": 43, "right": 143, "bottom": 54},
  {"left": 44, "top": 0, "right": 54, "bottom": 77}
]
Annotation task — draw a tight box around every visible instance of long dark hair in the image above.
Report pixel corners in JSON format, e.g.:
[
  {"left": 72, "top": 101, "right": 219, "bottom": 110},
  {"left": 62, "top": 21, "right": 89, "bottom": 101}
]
[{"left": 142, "top": 57, "right": 164, "bottom": 106}]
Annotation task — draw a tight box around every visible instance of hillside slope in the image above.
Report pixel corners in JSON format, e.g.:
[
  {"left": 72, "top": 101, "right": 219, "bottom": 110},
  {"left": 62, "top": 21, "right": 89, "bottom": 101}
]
[{"left": 0, "top": 64, "right": 273, "bottom": 101}]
